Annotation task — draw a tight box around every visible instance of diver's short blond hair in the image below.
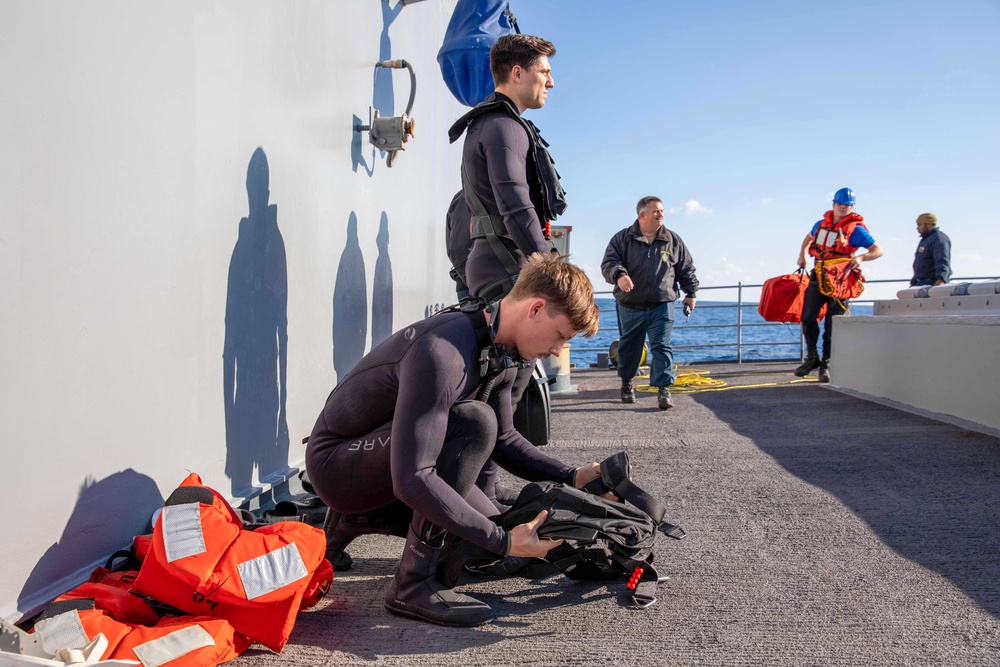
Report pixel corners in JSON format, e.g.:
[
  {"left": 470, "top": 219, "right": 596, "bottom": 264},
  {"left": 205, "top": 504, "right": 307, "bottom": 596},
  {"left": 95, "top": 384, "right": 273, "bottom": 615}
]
[{"left": 507, "top": 253, "right": 600, "bottom": 337}]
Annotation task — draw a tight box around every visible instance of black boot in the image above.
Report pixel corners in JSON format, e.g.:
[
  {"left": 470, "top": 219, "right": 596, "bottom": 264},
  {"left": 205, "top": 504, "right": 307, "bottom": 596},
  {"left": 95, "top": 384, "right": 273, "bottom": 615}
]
[
  {"left": 322, "top": 502, "right": 412, "bottom": 571},
  {"left": 794, "top": 351, "right": 821, "bottom": 377},
  {"left": 657, "top": 386, "right": 674, "bottom": 410},
  {"left": 818, "top": 359, "right": 831, "bottom": 383},
  {"left": 621, "top": 380, "right": 636, "bottom": 404},
  {"left": 384, "top": 526, "right": 493, "bottom": 626}
]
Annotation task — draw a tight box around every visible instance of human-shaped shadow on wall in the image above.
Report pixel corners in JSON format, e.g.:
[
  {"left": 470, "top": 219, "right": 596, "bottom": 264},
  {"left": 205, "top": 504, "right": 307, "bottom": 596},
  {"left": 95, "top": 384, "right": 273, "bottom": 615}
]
[
  {"left": 333, "top": 212, "right": 367, "bottom": 382},
  {"left": 223, "top": 147, "right": 290, "bottom": 499},
  {"left": 19, "top": 470, "right": 164, "bottom": 616},
  {"left": 371, "top": 212, "right": 394, "bottom": 348},
  {"left": 351, "top": 0, "right": 406, "bottom": 175}
]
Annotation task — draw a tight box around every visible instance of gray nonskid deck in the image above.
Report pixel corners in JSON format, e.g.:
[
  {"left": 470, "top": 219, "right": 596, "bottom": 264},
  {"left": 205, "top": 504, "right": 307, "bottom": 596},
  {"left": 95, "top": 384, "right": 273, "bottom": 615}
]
[{"left": 237, "top": 363, "right": 1000, "bottom": 666}]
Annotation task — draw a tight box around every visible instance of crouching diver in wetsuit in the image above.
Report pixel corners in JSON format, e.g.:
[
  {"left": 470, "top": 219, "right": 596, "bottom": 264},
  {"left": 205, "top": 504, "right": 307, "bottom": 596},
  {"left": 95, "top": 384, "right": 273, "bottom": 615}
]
[{"left": 305, "top": 254, "right": 602, "bottom": 626}]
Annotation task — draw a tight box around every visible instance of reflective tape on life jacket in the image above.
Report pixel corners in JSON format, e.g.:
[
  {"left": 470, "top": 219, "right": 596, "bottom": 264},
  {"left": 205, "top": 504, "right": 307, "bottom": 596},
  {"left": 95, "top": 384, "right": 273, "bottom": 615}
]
[
  {"left": 33, "top": 604, "right": 127, "bottom": 658},
  {"left": 161, "top": 502, "right": 209, "bottom": 563},
  {"left": 809, "top": 211, "right": 866, "bottom": 260},
  {"left": 132, "top": 473, "right": 327, "bottom": 653},
  {"left": 113, "top": 615, "right": 251, "bottom": 667},
  {"left": 130, "top": 623, "right": 214, "bottom": 666},
  {"left": 32, "top": 603, "right": 249, "bottom": 666},
  {"left": 236, "top": 542, "right": 308, "bottom": 600}
]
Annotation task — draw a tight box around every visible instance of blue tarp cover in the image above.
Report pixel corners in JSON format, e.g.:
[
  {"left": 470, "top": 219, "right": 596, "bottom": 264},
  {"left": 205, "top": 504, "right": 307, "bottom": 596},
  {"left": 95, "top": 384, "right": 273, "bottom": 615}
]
[{"left": 438, "top": 0, "right": 515, "bottom": 107}]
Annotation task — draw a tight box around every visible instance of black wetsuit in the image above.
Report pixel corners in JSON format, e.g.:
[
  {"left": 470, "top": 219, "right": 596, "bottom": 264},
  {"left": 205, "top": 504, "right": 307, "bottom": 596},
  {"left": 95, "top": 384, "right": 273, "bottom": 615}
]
[
  {"left": 451, "top": 93, "right": 562, "bottom": 299},
  {"left": 305, "top": 309, "right": 575, "bottom": 556}
]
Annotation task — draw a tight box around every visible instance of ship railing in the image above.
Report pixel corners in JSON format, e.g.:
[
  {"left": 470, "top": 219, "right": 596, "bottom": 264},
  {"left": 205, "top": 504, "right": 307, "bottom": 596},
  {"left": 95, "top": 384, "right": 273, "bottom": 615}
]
[{"left": 573, "top": 275, "right": 1000, "bottom": 366}]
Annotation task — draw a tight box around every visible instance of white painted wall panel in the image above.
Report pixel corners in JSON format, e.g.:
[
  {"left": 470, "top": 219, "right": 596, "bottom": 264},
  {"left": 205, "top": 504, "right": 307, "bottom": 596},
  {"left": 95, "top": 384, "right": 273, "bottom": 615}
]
[
  {"left": 1, "top": 0, "right": 462, "bottom": 620},
  {"left": 834, "top": 315, "right": 1000, "bottom": 434}
]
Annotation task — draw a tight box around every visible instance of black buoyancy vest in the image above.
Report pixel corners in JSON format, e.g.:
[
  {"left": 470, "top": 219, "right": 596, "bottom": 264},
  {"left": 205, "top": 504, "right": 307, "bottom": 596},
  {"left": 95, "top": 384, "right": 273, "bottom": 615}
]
[
  {"left": 448, "top": 93, "right": 567, "bottom": 224},
  {"left": 433, "top": 300, "right": 522, "bottom": 401},
  {"left": 439, "top": 451, "right": 686, "bottom": 609}
]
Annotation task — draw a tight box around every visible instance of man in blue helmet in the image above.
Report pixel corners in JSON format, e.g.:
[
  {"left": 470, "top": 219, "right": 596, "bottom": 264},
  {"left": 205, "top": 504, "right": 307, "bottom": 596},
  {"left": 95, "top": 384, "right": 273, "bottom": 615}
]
[{"left": 795, "top": 188, "right": 883, "bottom": 383}]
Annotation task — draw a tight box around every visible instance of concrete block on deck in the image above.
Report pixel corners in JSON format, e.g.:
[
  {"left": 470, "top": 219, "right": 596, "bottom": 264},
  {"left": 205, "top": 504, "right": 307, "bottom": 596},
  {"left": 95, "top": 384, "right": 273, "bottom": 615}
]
[{"left": 833, "top": 313, "right": 1000, "bottom": 436}]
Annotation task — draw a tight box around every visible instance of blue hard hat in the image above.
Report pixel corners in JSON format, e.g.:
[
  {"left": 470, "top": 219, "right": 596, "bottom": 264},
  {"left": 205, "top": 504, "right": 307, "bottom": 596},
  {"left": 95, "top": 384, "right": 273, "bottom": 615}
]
[{"left": 833, "top": 187, "right": 855, "bottom": 205}]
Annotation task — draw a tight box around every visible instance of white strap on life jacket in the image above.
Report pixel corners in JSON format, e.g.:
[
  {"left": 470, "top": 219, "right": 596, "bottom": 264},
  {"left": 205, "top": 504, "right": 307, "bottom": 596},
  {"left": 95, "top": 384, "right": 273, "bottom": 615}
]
[
  {"left": 236, "top": 543, "right": 308, "bottom": 600},
  {"left": 131, "top": 624, "right": 214, "bottom": 667},
  {"left": 33, "top": 610, "right": 90, "bottom": 656},
  {"left": 160, "top": 503, "right": 207, "bottom": 563}
]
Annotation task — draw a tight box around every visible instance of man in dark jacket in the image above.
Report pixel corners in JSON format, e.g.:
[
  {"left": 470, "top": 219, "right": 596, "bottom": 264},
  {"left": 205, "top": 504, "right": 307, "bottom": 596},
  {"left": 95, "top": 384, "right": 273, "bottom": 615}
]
[
  {"left": 910, "top": 212, "right": 952, "bottom": 287},
  {"left": 601, "top": 196, "right": 699, "bottom": 410}
]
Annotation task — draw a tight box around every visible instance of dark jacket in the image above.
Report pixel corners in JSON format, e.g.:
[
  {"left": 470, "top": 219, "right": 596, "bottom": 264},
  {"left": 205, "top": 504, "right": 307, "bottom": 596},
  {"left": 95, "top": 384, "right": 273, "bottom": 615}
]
[
  {"left": 911, "top": 228, "right": 952, "bottom": 286},
  {"left": 601, "top": 222, "right": 699, "bottom": 309}
]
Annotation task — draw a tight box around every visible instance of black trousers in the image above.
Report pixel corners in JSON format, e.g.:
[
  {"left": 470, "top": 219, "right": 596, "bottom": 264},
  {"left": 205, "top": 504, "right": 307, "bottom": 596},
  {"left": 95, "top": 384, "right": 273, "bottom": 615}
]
[
  {"left": 801, "top": 271, "right": 847, "bottom": 359},
  {"left": 307, "top": 401, "right": 499, "bottom": 531}
]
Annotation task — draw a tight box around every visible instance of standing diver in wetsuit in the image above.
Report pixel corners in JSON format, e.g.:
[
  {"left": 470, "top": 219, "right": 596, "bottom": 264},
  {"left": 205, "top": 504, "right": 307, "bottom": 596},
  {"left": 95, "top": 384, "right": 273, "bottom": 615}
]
[
  {"left": 306, "top": 254, "right": 602, "bottom": 627},
  {"left": 448, "top": 33, "right": 565, "bottom": 303},
  {"left": 446, "top": 33, "right": 568, "bottom": 502}
]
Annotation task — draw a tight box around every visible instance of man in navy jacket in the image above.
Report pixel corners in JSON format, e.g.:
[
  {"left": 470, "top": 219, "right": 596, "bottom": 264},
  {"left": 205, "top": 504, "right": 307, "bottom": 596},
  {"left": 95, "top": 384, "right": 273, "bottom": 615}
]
[{"left": 910, "top": 213, "right": 952, "bottom": 287}]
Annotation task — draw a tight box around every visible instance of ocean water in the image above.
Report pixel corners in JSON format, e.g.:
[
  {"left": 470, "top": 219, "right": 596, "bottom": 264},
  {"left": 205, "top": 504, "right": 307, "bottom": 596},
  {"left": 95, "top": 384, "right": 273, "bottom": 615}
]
[{"left": 568, "top": 298, "right": 874, "bottom": 368}]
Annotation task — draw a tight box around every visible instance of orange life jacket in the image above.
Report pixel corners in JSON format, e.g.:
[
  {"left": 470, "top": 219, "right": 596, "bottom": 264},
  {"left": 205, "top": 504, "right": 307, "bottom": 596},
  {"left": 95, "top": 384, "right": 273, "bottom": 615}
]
[
  {"left": 32, "top": 599, "right": 250, "bottom": 666},
  {"left": 132, "top": 473, "right": 328, "bottom": 653},
  {"left": 808, "top": 211, "right": 867, "bottom": 260}
]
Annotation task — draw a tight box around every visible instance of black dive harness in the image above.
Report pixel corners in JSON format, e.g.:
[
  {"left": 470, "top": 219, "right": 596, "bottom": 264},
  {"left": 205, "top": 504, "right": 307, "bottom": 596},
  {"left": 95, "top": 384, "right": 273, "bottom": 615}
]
[
  {"left": 449, "top": 94, "right": 568, "bottom": 302},
  {"left": 441, "top": 451, "right": 686, "bottom": 609},
  {"left": 583, "top": 450, "right": 687, "bottom": 540},
  {"left": 434, "top": 299, "right": 529, "bottom": 403}
]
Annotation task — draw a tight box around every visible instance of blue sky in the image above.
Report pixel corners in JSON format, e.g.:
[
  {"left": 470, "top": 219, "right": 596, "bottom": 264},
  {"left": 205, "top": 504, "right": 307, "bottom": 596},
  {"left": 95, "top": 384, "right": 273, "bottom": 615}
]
[{"left": 508, "top": 0, "right": 1000, "bottom": 300}]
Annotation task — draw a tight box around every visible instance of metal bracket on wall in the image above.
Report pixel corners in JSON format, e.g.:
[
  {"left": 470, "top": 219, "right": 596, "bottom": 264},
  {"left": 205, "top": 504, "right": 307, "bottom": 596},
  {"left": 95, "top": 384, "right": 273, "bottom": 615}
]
[{"left": 355, "top": 59, "right": 417, "bottom": 168}]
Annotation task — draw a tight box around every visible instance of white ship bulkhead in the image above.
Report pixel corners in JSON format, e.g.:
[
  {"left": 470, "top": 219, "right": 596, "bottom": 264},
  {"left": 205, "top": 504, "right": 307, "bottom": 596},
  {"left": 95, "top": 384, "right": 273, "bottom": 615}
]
[{"left": 0, "top": 0, "right": 463, "bottom": 622}]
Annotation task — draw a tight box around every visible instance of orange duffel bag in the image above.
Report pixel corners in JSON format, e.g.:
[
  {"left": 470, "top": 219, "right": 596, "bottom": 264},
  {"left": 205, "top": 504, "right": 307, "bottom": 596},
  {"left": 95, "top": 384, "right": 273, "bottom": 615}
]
[{"left": 759, "top": 269, "right": 814, "bottom": 323}]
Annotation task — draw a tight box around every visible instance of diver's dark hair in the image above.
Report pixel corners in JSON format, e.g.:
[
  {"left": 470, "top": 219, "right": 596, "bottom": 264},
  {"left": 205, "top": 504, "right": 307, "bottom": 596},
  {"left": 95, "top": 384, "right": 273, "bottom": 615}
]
[{"left": 490, "top": 34, "right": 556, "bottom": 86}]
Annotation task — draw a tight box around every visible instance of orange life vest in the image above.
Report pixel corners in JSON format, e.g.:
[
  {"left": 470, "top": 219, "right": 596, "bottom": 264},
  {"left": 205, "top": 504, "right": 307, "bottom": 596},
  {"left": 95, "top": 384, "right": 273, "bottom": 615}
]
[
  {"left": 132, "top": 473, "right": 328, "bottom": 653},
  {"left": 808, "top": 211, "right": 867, "bottom": 260},
  {"left": 32, "top": 599, "right": 250, "bottom": 666}
]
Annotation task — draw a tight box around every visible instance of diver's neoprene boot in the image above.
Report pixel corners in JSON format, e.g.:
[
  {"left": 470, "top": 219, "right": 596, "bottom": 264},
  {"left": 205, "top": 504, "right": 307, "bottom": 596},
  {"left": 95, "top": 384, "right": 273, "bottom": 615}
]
[
  {"left": 384, "top": 526, "right": 493, "bottom": 627},
  {"left": 794, "top": 351, "right": 821, "bottom": 377},
  {"left": 322, "top": 502, "right": 411, "bottom": 571},
  {"left": 818, "top": 359, "right": 831, "bottom": 383}
]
